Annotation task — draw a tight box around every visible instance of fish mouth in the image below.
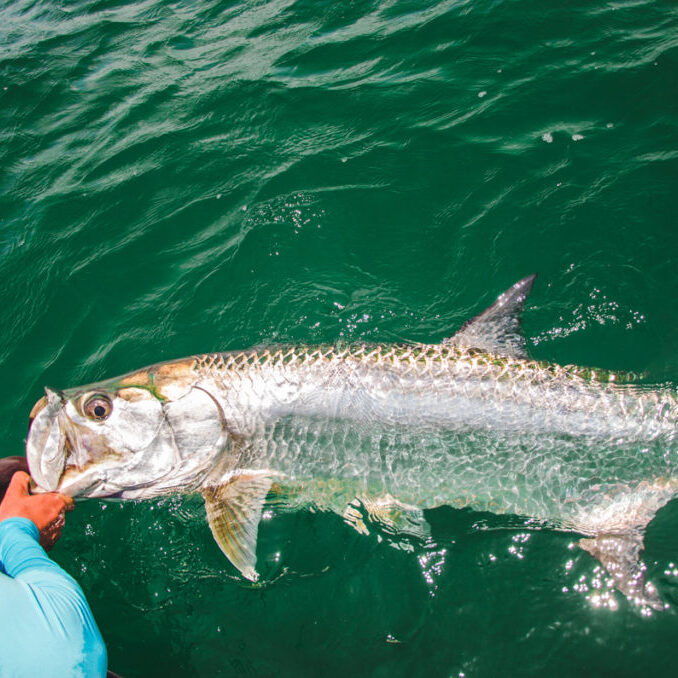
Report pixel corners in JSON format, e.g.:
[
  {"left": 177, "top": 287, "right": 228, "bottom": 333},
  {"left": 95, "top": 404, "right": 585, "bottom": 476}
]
[{"left": 26, "top": 388, "right": 68, "bottom": 492}]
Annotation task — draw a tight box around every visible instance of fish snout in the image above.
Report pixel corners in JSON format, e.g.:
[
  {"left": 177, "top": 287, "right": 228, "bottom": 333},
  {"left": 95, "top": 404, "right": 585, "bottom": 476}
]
[
  {"left": 28, "top": 395, "right": 47, "bottom": 427},
  {"left": 28, "top": 388, "right": 64, "bottom": 426},
  {"left": 26, "top": 387, "right": 68, "bottom": 492}
]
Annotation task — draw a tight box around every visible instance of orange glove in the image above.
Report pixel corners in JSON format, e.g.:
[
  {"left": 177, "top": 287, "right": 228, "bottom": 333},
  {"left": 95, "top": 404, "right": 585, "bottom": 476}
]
[{"left": 0, "top": 471, "right": 74, "bottom": 551}]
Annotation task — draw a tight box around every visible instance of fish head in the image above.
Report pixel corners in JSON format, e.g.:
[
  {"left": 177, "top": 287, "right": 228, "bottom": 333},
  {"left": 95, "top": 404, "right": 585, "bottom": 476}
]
[{"left": 26, "top": 360, "right": 227, "bottom": 499}]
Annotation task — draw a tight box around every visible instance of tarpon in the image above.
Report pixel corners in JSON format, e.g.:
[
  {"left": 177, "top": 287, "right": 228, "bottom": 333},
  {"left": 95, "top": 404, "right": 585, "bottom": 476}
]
[{"left": 25, "top": 276, "right": 678, "bottom": 609}]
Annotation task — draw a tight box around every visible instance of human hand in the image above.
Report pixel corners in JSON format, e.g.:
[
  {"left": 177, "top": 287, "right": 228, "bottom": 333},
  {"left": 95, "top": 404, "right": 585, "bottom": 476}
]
[
  {"left": 0, "top": 471, "right": 74, "bottom": 551},
  {"left": 0, "top": 456, "right": 29, "bottom": 501}
]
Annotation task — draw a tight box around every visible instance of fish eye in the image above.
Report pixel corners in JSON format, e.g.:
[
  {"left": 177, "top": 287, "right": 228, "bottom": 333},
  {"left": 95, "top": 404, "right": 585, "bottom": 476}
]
[{"left": 83, "top": 394, "right": 113, "bottom": 421}]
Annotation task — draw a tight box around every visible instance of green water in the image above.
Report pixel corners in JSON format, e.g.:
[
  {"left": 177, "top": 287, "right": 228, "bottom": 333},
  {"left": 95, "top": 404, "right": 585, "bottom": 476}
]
[{"left": 2, "top": 0, "right": 678, "bottom": 675}]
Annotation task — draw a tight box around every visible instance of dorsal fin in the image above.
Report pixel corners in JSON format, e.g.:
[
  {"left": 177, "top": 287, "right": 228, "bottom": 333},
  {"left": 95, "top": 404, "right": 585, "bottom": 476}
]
[{"left": 443, "top": 274, "right": 537, "bottom": 359}]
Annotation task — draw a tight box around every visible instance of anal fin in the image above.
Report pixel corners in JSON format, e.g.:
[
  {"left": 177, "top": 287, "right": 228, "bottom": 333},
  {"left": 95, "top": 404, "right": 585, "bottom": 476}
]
[
  {"left": 579, "top": 531, "right": 664, "bottom": 611},
  {"left": 202, "top": 473, "right": 273, "bottom": 581}
]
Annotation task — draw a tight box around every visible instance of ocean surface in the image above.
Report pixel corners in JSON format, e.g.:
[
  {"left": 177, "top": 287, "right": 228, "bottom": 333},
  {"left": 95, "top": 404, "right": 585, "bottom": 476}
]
[{"left": 2, "top": 0, "right": 678, "bottom": 675}]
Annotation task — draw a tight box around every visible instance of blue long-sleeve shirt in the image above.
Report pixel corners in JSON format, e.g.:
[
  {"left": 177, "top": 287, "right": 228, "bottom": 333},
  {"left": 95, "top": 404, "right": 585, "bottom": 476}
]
[{"left": 0, "top": 517, "right": 107, "bottom": 678}]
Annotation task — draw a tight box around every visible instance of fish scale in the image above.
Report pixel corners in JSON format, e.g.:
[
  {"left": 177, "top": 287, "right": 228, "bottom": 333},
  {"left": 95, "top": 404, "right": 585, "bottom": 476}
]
[
  {"left": 184, "top": 339, "right": 678, "bottom": 539},
  {"left": 194, "top": 343, "right": 675, "bottom": 442},
  {"left": 196, "top": 342, "right": 627, "bottom": 383}
]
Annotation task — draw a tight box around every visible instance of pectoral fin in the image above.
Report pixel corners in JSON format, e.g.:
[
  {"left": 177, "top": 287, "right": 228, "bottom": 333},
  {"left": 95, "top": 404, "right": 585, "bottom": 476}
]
[
  {"left": 579, "top": 531, "right": 664, "bottom": 611},
  {"left": 202, "top": 473, "right": 273, "bottom": 581}
]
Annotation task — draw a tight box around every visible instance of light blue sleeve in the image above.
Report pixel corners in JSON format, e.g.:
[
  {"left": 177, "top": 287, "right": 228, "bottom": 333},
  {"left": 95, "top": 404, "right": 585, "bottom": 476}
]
[{"left": 0, "top": 517, "right": 107, "bottom": 678}]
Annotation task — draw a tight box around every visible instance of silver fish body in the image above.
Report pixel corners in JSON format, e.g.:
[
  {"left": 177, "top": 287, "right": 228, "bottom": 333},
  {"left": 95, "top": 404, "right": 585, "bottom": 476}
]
[
  {"left": 25, "top": 276, "right": 678, "bottom": 608},
  {"left": 194, "top": 344, "right": 677, "bottom": 528}
]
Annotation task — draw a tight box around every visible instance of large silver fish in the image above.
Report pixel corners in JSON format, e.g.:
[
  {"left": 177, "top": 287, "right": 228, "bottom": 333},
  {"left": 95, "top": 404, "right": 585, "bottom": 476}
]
[{"left": 26, "top": 276, "right": 677, "bottom": 609}]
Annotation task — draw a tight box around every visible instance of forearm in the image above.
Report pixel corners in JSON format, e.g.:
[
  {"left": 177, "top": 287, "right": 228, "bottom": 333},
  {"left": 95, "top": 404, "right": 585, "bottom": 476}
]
[
  {"left": 0, "top": 517, "right": 107, "bottom": 676},
  {"left": 0, "top": 517, "right": 60, "bottom": 578}
]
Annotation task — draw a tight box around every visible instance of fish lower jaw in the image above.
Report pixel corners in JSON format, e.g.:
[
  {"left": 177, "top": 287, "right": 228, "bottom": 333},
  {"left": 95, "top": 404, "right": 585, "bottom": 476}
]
[{"left": 57, "top": 465, "right": 110, "bottom": 498}]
